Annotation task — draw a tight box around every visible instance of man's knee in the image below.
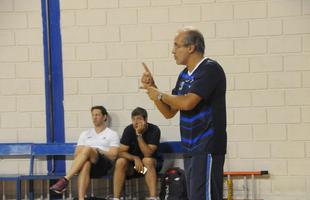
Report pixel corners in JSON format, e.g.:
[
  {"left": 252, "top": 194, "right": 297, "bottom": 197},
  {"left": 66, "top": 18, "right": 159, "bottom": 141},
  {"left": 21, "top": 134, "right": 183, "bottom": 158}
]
[
  {"left": 115, "top": 158, "right": 129, "bottom": 170},
  {"left": 142, "top": 157, "right": 156, "bottom": 169}
]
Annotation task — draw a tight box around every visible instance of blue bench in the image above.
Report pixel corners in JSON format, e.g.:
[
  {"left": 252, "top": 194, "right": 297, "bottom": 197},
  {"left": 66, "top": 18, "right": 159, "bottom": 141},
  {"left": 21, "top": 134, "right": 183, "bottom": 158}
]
[{"left": 0, "top": 141, "right": 184, "bottom": 199}]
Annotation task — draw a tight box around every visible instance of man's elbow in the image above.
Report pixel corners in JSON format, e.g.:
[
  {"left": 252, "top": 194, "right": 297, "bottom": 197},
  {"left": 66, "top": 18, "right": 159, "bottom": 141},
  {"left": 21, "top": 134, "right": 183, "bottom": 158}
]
[{"left": 181, "top": 101, "right": 196, "bottom": 111}]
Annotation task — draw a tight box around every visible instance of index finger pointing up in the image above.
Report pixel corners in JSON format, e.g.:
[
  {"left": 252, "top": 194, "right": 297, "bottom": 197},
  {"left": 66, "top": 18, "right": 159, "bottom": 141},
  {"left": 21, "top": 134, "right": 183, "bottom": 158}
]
[{"left": 142, "top": 62, "right": 151, "bottom": 73}]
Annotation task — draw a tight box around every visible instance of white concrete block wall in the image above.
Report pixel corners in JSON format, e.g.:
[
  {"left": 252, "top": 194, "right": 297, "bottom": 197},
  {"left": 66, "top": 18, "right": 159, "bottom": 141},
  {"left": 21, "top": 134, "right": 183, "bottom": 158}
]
[{"left": 1, "top": 0, "right": 310, "bottom": 199}]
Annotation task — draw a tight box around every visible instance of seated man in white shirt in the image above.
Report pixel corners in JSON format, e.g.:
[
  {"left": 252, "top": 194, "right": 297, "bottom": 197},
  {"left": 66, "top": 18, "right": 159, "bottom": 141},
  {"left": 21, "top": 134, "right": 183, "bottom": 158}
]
[{"left": 50, "top": 106, "right": 120, "bottom": 200}]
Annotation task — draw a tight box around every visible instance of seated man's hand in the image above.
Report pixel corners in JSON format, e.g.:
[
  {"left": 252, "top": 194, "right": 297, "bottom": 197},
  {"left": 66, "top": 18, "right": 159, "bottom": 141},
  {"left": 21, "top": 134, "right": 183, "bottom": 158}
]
[{"left": 133, "top": 156, "right": 144, "bottom": 172}]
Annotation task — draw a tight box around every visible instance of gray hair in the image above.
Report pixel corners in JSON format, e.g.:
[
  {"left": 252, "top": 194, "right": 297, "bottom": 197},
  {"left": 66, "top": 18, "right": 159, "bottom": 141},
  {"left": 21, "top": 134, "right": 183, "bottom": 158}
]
[{"left": 179, "top": 26, "right": 205, "bottom": 54}]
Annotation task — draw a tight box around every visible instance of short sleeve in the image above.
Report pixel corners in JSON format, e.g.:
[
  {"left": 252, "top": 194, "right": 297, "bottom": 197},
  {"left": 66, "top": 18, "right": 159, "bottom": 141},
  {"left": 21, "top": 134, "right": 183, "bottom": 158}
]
[
  {"left": 109, "top": 131, "right": 120, "bottom": 147},
  {"left": 77, "top": 131, "right": 87, "bottom": 146},
  {"left": 146, "top": 125, "right": 161, "bottom": 146},
  {"left": 120, "top": 125, "right": 132, "bottom": 146}
]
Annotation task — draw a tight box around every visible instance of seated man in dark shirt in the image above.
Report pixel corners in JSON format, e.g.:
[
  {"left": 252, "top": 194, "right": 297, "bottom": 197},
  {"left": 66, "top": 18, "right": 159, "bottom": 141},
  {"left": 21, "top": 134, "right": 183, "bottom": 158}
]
[{"left": 113, "top": 107, "right": 162, "bottom": 200}]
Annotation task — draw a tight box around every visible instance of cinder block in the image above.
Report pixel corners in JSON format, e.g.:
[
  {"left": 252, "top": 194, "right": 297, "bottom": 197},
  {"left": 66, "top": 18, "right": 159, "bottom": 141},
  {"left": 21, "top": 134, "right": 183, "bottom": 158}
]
[
  {"left": 189, "top": 22, "right": 215, "bottom": 38},
  {"left": 64, "top": 95, "right": 92, "bottom": 111},
  {"left": 159, "top": 126, "right": 180, "bottom": 141},
  {"left": 88, "top": 0, "right": 118, "bottom": 8},
  {"left": 108, "top": 111, "right": 132, "bottom": 127},
  {"left": 238, "top": 142, "right": 270, "bottom": 158},
  {"left": 253, "top": 124, "right": 286, "bottom": 141},
  {"left": 18, "top": 128, "right": 46, "bottom": 142},
  {"left": 122, "top": 61, "right": 153, "bottom": 77},
  {"left": 183, "top": 0, "right": 214, "bottom": 3},
  {"left": 92, "top": 61, "right": 122, "bottom": 77},
  {"left": 303, "top": 71, "right": 310, "bottom": 87},
  {"left": 121, "top": 25, "right": 151, "bottom": 41},
  {"left": 235, "top": 39, "right": 267, "bottom": 55},
  {"left": 226, "top": 143, "right": 237, "bottom": 159},
  {"left": 137, "top": 43, "right": 168, "bottom": 58},
  {"left": 0, "top": 0, "right": 13, "bottom": 11},
  {"left": 0, "top": 129, "right": 18, "bottom": 142},
  {"left": 62, "top": 27, "right": 88, "bottom": 44},
  {"left": 0, "top": 63, "right": 15, "bottom": 78},
  {"left": 250, "top": 56, "right": 283, "bottom": 72},
  {"left": 205, "top": 39, "right": 234, "bottom": 56},
  {"left": 0, "top": 30, "right": 14, "bottom": 45},
  {"left": 235, "top": 73, "right": 267, "bottom": 90},
  {"left": 151, "top": 0, "right": 181, "bottom": 6},
  {"left": 120, "top": 0, "right": 150, "bottom": 7},
  {"left": 17, "top": 95, "right": 45, "bottom": 112},
  {"left": 227, "top": 108, "right": 234, "bottom": 125},
  {"left": 269, "top": 36, "right": 301, "bottom": 53},
  {"left": 153, "top": 60, "right": 180, "bottom": 76},
  {"left": 226, "top": 91, "right": 251, "bottom": 107},
  {"left": 60, "top": 0, "right": 87, "bottom": 9},
  {"left": 286, "top": 89, "right": 310, "bottom": 105},
  {"left": 152, "top": 24, "right": 182, "bottom": 41},
  {"left": 76, "top": 10, "right": 106, "bottom": 26},
  {"left": 89, "top": 27, "right": 120, "bottom": 42},
  {"left": 27, "top": 12, "right": 41, "bottom": 28},
  {"left": 284, "top": 55, "right": 310, "bottom": 71},
  {"left": 217, "top": 57, "right": 249, "bottom": 74},
  {"left": 0, "top": 96, "right": 16, "bottom": 112},
  {"left": 62, "top": 46, "right": 76, "bottom": 61},
  {"left": 138, "top": 7, "right": 168, "bottom": 23},
  {"left": 65, "top": 128, "right": 85, "bottom": 142},
  {"left": 76, "top": 45, "right": 106, "bottom": 60},
  {"left": 272, "top": 177, "right": 306, "bottom": 193},
  {"left": 252, "top": 90, "right": 285, "bottom": 106},
  {"left": 148, "top": 110, "right": 171, "bottom": 126},
  {"left": 227, "top": 125, "right": 252, "bottom": 141},
  {"left": 0, "top": 13, "right": 27, "bottom": 28},
  {"left": 152, "top": 76, "right": 171, "bottom": 92},
  {"left": 30, "top": 79, "right": 44, "bottom": 95},
  {"left": 60, "top": 12, "right": 75, "bottom": 27},
  {"left": 169, "top": 6, "right": 200, "bottom": 22},
  {"left": 92, "top": 95, "right": 123, "bottom": 110},
  {"left": 302, "top": 107, "right": 310, "bottom": 122},
  {"left": 268, "top": 72, "right": 301, "bottom": 88},
  {"left": 107, "top": 9, "right": 137, "bottom": 24},
  {"left": 234, "top": 2, "right": 266, "bottom": 19},
  {"left": 107, "top": 44, "right": 136, "bottom": 59},
  {"left": 249, "top": 19, "right": 282, "bottom": 36},
  {"left": 288, "top": 160, "right": 310, "bottom": 175},
  {"left": 235, "top": 108, "right": 266, "bottom": 124},
  {"left": 108, "top": 78, "right": 138, "bottom": 93},
  {"left": 284, "top": 17, "right": 310, "bottom": 34},
  {"left": 79, "top": 79, "right": 108, "bottom": 94},
  {"left": 202, "top": 4, "right": 233, "bottom": 21},
  {"left": 15, "top": 29, "right": 42, "bottom": 45},
  {"left": 65, "top": 112, "right": 78, "bottom": 128},
  {"left": 303, "top": 36, "right": 310, "bottom": 52},
  {"left": 29, "top": 46, "right": 43, "bottom": 61},
  {"left": 226, "top": 75, "right": 234, "bottom": 91},
  {"left": 226, "top": 159, "right": 254, "bottom": 171},
  {"left": 272, "top": 142, "right": 304, "bottom": 158},
  {"left": 267, "top": 107, "right": 300, "bottom": 123},
  {"left": 216, "top": 22, "right": 248, "bottom": 38},
  {"left": 63, "top": 62, "right": 91, "bottom": 78},
  {"left": 0, "top": 79, "right": 29, "bottom": 95},
  {"left": 288, "top": 124, "right": 310, "bottom": 141},
  {"left": 64, "top": 79, "right": 78, "bottom": 95},
  {"left": 304, "top": 0, "right": 310, "bottom": 15},
  {"left": 16, "top": 62, "right": 43, "bottom": 78},
  {"left": 254, "top": 159, "right": 287, "bottom": 176},
  {"left": 124, "top": 95, "right": 154, "bottom": 110},
  {"left": 31, "top": 112, "right": 46, "bottom": 128},
  {"left": 14, "top": 0, "right": 40, "bottom": 11},
  {"left": 269, "top": 0, "right": 301, "bottom": 17},
  {"left": 307, "top": 142, "right": 310, "bottom": 158},
  {"left": 0, "top": 46, "right": 28, "bottom": 62},
  {"left": 1, "top": 112, "right": 31, "bottom": 128},
  {"left": 78, "top": 111, "right": 93, "bottom": 128}
]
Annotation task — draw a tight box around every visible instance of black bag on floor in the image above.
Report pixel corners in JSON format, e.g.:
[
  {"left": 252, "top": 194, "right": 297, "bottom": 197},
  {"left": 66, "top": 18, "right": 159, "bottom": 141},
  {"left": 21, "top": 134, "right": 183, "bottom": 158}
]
[{"left": 159, "top": 167, "right": 188, "bottom": 200}]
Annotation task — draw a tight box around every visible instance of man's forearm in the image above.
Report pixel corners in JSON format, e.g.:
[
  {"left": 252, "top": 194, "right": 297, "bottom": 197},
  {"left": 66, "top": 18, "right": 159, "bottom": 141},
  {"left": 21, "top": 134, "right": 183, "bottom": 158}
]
[
  {"left": 119, "top": 151, "right": 138, "bottom": 161},
  {"left": 137, "top": 136, "right": 154, "bottom": 157}
]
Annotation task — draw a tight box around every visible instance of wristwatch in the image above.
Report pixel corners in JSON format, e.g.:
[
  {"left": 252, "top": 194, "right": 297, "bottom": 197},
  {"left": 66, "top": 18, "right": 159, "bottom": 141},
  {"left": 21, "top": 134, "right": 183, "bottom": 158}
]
[
  {"left": 157, "top": 93, "right": 163, "bottom": 101},
  {"left": 136, "top": 133, "right": 143, "bottom": 138}
]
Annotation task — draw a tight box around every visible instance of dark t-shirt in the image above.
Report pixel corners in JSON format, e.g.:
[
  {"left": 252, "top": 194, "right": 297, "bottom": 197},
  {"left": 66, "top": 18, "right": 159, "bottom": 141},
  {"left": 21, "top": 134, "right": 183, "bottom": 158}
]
[
  {"left": 172, "top": 58, "right": 227, "bottom": 155},
  {"left": 121, "top": 123, "right": 162, "bottom": 159}
]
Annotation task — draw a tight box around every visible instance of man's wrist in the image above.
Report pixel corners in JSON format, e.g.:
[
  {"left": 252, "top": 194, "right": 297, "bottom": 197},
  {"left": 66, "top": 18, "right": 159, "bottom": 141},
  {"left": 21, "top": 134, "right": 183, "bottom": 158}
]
[{"left": 136, "top": 133, "right": 143, "bottom": 138}]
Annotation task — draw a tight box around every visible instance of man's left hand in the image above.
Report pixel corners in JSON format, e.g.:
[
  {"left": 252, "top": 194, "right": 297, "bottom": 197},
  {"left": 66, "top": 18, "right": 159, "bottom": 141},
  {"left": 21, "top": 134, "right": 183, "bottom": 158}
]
[{"left": 147, "top": 87, "right": 161, "bottom": 101}]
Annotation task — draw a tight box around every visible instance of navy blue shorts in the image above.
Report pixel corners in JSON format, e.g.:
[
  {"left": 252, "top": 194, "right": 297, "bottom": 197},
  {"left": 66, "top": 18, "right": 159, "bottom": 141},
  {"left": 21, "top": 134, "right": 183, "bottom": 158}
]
[{"left": 184, "top": 154, "right": 225, "bottom": 200}]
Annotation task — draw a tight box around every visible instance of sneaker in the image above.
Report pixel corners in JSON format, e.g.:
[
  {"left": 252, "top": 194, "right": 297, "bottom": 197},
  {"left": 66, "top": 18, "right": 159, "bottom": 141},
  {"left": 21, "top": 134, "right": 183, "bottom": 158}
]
[{"left": 50, "top": 177, "right": 68, "bottom": 194}]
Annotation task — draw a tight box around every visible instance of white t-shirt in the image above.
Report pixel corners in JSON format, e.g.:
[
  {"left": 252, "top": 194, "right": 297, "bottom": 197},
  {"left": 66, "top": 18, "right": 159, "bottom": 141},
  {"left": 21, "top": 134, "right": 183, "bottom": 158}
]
[{"left": 77, "top": 127, "right": 120, "bottom": 151}]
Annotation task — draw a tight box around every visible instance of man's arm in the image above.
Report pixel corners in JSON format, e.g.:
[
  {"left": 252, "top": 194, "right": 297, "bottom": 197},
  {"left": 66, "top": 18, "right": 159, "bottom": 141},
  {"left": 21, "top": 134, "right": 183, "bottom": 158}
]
[
  {"left": 136, "top": 136, "right": 158, "bottom": 157},
  {"left": 97, "top": 146, "right": 119, "bottom": 161}
]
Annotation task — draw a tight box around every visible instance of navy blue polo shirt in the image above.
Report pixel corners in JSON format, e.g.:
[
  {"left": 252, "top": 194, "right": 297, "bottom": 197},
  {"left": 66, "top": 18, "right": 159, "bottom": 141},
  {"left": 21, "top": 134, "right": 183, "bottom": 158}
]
[{"left": 172, "top": 58, "right": 227, "bottom": 155}]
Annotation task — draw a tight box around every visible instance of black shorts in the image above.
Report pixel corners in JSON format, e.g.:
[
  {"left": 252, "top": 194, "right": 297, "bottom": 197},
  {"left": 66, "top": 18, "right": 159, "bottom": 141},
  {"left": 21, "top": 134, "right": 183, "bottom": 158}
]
[
  {"left": 126, "top": 158, "right": 163, "bottom": 178},
  {"left": 90, "top": 153, "right": 113, "bottom": 178}
]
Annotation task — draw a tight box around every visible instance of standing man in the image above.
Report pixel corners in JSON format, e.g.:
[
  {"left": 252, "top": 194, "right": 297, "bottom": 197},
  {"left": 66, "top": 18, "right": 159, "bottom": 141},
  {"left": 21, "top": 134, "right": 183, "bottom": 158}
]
[
  {"left": 141, "top": 27, "right": 227, "bottom": 200},
  {"left": 50, "top": 106, "right": 120, "bottom": 200},
  {"left": 113, "top": 107, "right": 162, "bottom": 200}
]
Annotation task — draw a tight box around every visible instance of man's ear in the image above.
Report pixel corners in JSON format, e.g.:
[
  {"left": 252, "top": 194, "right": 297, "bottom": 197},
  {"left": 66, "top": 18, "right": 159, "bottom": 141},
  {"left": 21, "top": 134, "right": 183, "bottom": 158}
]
[{"left": 188, "top": 44, "right": 196, "bottom": 54}]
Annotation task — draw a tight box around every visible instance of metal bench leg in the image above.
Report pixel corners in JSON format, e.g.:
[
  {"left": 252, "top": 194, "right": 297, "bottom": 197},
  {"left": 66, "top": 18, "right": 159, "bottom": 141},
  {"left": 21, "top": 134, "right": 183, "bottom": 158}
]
[{"left": 16, "top": 178, "right": 21, "bottom": 200}]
